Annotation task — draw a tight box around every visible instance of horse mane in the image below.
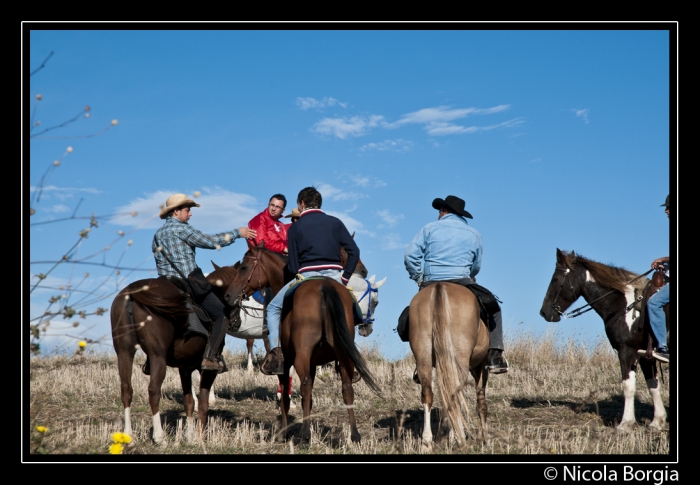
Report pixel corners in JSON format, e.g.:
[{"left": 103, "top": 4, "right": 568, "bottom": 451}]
[
  {"left": 563, "top": 251, "right": 646, "bottom": 292},
  {"left": 207, "top": 265, "right": 239, "bottom": 286}
]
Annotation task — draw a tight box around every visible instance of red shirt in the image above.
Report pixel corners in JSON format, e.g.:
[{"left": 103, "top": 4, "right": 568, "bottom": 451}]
[{"left": 248, "top": 208, "right": 288, "bottom": 254}]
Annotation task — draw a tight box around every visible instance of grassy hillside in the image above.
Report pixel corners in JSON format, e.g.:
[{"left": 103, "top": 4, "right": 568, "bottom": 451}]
[{"left": 26, "top": 331, "right": 671, "bottom": 458}]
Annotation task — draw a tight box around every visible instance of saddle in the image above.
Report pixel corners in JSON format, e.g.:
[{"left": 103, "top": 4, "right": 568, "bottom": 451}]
[
  {"left": 637, "top": 271, "right": 670, "bottom": 359},
  {"left": 395, "top": 279, "right": 502, "bottom": 343},
  {"left": 280, "top": 275, "right": 364, "bottom": 325},
  {"left": 157, "top": 275, "right": 212, "bottom": 338}
]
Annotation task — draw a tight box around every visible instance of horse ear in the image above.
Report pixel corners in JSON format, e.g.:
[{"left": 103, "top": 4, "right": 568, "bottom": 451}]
[
  {"left": 259, "top": 240, "right": 266, "bottom": 248},
  {"left": 556, "top": 248, "right": 568, "bottom": 266},
  {"left": 247, "top": 240, "right": 255, "bottom": 251},
  {"left": 211, "top": 261, "right": 221, "bottom": 271},
  {"left": 233, "top": 261, "right": 241, "bottom": 270},
  {"left": 368, "top": 275, "right": 376, "bottom": 284},
  {"left": 374, "top": 277, "right": 387, "bottom": 289}
]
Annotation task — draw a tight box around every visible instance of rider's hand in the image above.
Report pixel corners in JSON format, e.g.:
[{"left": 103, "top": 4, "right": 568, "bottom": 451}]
[
  {"left": 651, "top": 256, "right": 669, "bottom": 270},
  {"left": 239, "top": 227, "right": 257, "bottom": 239}
]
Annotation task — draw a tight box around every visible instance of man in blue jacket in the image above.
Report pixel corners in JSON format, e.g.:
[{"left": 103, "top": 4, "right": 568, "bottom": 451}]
[
  {"left": 261, "top": 186, "right": 360, "bottom": 375},
  {"left": 404, "top": 195, "right": 508, "bottom": 375}
]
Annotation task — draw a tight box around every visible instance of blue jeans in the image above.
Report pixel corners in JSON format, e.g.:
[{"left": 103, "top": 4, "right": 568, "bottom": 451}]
[
  {"left": 266, "top": 269, "right": 343, "bottom": 348},
  {"left": 648, "top": 284, "right": 669, "bottom": 349}
]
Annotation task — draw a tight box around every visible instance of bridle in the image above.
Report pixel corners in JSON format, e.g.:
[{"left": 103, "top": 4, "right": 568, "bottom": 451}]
[
  {"left": 550, "top": 264, "right": 653, "bottom": 319},
  {"left": 355, "top": 276, "right": 378, "bottom": 325},
  {"left": 236, "top": 247, "right": 265, "bottom": 306}
]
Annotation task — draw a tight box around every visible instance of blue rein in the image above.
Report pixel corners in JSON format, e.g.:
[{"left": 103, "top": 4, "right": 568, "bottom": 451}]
[{"left": 356, "top": 277, "right": 378, "bottom": 324}]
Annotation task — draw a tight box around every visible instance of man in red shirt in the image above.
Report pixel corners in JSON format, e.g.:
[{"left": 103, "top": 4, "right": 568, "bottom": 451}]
[{"left": 248, "top": 193, "right": 289, "bottom": 255}]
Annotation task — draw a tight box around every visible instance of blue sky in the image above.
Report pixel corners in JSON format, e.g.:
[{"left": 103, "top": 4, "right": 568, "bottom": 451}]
[{"left": 26, "top": 25, "right": 676, "bottom": 361}]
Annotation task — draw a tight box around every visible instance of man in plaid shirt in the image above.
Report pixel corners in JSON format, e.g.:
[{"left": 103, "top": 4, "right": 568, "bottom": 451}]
[{"left": 153, "top": 193, "right": 257, "bottom": 372}]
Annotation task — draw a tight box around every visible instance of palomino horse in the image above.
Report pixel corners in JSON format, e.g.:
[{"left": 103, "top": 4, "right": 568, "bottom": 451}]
[
  {"left": 223, "top": 244, "right": 385, "bottom": 442},
  {"left": 539, "top": 249, "right": 667, "bottom": 431},
  {"left": 110, "top": 277, "right": 218, "bottom": 444},
  {"left": 409, "top": 282, "right": 491, "bottom": 449}
]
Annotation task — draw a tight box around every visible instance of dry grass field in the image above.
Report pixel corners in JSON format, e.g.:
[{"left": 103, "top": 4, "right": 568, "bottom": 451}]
[{"left": 26, "top": 331, "right": 672, "bottom": 459}]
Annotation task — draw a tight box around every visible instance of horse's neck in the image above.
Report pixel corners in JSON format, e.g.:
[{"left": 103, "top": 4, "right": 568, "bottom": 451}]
[{"left": 581, "top": 280, "right": 624, "bottom": 322}]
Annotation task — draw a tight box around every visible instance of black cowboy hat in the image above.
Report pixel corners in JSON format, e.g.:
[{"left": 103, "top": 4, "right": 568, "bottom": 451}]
[
  {"left": 432, "top": 195, "right": 473, "bottom": 219},
  {"left": 660, "top": 194, "right": 670, "bottom": 208}
]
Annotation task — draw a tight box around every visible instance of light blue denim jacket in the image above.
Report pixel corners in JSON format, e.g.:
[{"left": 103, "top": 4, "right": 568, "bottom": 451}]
[{"left": 404, "top": 213, "right": 482, "bottom": 284}]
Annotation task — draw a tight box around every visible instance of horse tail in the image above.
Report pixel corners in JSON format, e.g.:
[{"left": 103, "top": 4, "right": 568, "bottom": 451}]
[
  {"left": 431, "top": 282, "right": 471, "bottom": 445},
  {"left": 321, "top": 282, "right": 382, "bottom": 395}
]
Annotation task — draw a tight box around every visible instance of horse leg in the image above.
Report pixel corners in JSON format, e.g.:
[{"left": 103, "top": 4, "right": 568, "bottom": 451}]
[
  {"left": 147, "top": 356, "right": 168, "bottom": 445},
  {"left": 246, "top": 338, "right": 254, "bottom": 373},
  {"left": 295, "top": 356, "right": 315, "bottom": 443},
  {"left": 115, "top": 347, "right": 137, "bottom": 438},
  {"left": 639, "top": 358, "right": 667, "bottom": 430},
  {"left": 196, "top": 370, "right": 217, "bottom": 441},
  {"left": 417, "top": 360, "right": 434, "bottom": 451},
  {"left": 617, "top": 351, "right": 638, "bottom": 431},
  {"left": 192, "top": 370, "right": 216, "bottom": 408},
  {"left": 179, "top": 368, "right": 197, "bottom": 443},
  {"left": 471, "top": 363, "right": 490, "bottom": 445},
  {"left": 338, "top": 360, "right": 361, "bottom": 443}
]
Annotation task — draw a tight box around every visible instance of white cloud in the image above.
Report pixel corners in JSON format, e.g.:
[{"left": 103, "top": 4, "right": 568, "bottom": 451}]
[
  {"left": 377, "top": 209, "right": 404, "bottom": 228},
  {"left": 348, "top": 174, "right": 387, "bottom": 188},
  {"left": 359, "top": 139, "right": 413, "bottom": 153},
  {"left": 108, "top": 187, "right": 259, "bottom": 233},
  {"left": 390, "top": 105, "right": 510, "bottom": 127},
  {"left": 311, "top": 114, "right": 386, "bottom": 139},
  {"left": 317, "top": 183, "right": 367, "bottom": 202},
  {"left": 325, "top": 210, "right": 373, "bottom": 238},
  {"left": 296, "top": 96, "right": 349, "bottom": 110},
  {"left": 425, "top": 118, "right": 525, "bottom": 136},
  {"left": 572, "top": 108, "right": 590, "bottom": 124},
  {"left": 381, "top": 233, "right": 406, "bottom": 251}
]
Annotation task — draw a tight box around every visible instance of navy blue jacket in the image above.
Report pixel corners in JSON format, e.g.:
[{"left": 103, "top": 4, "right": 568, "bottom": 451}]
[{"left": 287, "top": 209, "right": 359, "bottom": 282}]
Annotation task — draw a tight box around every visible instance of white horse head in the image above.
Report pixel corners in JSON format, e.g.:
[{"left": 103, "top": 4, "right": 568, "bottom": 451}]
[{"left": 348, "top": 273, "right": 387, "bottom": 337}]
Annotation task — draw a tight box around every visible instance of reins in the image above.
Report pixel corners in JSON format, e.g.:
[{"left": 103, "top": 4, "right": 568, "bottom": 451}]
[{"left": 555, "top": 267, "right": 654, "bottom": 319}]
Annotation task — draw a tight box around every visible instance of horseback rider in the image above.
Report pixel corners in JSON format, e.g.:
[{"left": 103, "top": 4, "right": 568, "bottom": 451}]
[
  {"left": 248, "top": 193, "right": 290, "bottom": 255},
  {"left": 647, "top": 194, "right": 671, "bottom": 363},
  {"left": 260, "top": 186, "right": 360, "bottom": 375},
  {"left": 403, "top": 195, "right": 509, "bottom": 375},
  {"left": 153, "top": 193, "right": 257, "bottom": 372}
]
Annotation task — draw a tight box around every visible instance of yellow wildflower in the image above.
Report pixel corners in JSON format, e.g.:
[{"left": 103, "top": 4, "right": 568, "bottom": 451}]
[
  {"left": 78, "top": 341, "right": 87, "bottom": 349},
  {"left": 109, "top": 443, "right": 124, "bottom": 455},
  {"left": 111, "top": 432, "right": 132, "bottom": 444},
  {"left": 36, "top": 426, "right": 48, "bottom": 433}
]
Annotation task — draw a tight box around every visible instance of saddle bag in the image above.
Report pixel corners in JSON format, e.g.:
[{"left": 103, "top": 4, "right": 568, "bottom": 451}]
[{"left": 187, "top": 267, "right": 213, "bottom": 303}]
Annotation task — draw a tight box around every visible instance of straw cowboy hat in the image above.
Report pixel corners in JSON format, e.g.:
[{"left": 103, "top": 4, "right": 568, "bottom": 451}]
[
  {"left": 284, "top": 208, "right": 302, "bottom": 219},
  {"left": 432, "top": 195, "right": 473, "bottom": 219},
  {"left": 159, "top": 193, "right": 201, "bottom": 219}
]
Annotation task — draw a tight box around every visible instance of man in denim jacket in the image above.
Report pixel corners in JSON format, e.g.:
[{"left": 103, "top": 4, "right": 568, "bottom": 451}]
[{"left": 404, "top": 195, "right": 508, "bottom": 374}]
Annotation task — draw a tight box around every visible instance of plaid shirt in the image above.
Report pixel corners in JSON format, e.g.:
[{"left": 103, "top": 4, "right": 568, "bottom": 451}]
[{"left": 152, "top": 217, "right": 241, "bottom": 277}]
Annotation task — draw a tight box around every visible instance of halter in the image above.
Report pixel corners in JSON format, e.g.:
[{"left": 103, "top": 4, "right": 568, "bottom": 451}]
[
  {"left": 553, "top": 266, "right": 654, "bottom": 319},
  {"left": 355, "top": 276, "right": 378, "bottom": 324}
]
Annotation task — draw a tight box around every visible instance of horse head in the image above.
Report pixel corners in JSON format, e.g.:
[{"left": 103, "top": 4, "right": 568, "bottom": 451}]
[
  {"left": 348, "top": 273, "right": 387, "bottom": 337},
  {"left": 223, "top": 243, "right": 286, "bottom": 307},
  {"left": 539, "top": 248, "right": 584, "bottom": 322}
]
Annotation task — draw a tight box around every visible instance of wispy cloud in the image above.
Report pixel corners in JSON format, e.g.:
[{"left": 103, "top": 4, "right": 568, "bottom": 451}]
[
  {"left": 311, "top": 115, "right": 386, "bottom": 139},
  {"left": 348, "top": 174, "right": 386, "bottom": 188},
  {"left": 425, "top": 117, "right": 524, "bottom": 136},
  {"left": 389, "top": 105, "right": 511, "bottom": 127},
  {"left": 381, "top": 233, "right": 406, "bottom": 250},
  {"left": 316, "top": 183, "right": 367, "bottom": 202},
  {"left": 108, "top": 187, "right": 259, "bottom": 233},
  {"left": 296, "top": 96, "right": 349, "bottom": 110},
  {"left": 359, "top": 139, "right": 413, "bottom": 152},
  {"left": 324, "top": 210, "right": 373, "bottom": 237},
  {"left": 572, "top": 108, "right": 590, "bottom": 124},
  {"left": 377, "top": 209, "right": 404, "bottom": 228}
]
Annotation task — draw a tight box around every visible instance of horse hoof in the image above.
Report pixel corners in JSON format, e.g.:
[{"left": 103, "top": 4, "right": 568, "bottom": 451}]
[
  {"left": 648, "top": 419, "right": 666, "bottom": 431},
  {"left": 420, "top": 440, "right": 433, "bottom": 453},
  {"left": 616, "top": 421, "right": 635, "bottom": 432}
]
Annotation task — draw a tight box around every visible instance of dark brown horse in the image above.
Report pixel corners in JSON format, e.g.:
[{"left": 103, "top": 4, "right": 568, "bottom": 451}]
[
  {"left": 409, "top": 282, "right": 490, "bottom": 450},
  {"left": 223, "top": 243, "right": 382, "bottom": 442},
  {"left": 110, "top": 277, "right": 218, "bottom": 444},
  {"left": 539, "top": 249, "right": 667, "bottom": 431}
]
